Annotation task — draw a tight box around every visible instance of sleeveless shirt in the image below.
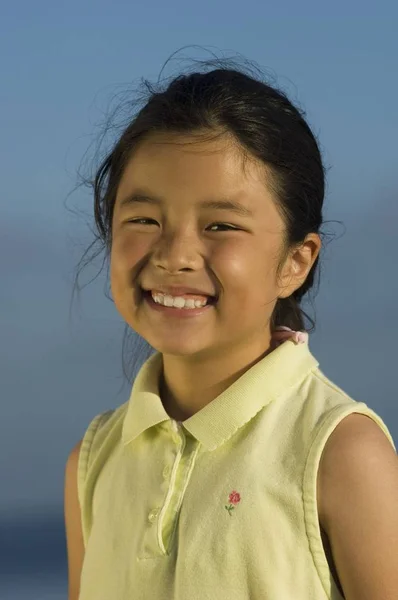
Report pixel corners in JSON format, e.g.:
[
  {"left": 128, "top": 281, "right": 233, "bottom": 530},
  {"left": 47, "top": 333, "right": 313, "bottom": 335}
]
[{"left": 77, "top": 335, "right": 396, "bottom": 599}]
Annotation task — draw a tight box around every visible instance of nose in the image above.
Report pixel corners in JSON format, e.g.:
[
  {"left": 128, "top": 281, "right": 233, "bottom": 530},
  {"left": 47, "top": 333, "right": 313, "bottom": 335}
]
[{"left": 151, "top": 229, "right": 203, "bottom": 274}]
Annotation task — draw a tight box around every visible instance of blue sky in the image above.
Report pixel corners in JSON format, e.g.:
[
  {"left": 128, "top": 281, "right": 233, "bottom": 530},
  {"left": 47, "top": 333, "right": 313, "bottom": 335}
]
[{"left": 1, "top": 0, "right": 397, "bottom": 524}]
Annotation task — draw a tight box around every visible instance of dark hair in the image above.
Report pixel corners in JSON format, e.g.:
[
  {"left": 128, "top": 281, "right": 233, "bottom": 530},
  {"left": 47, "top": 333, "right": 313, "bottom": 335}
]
[{"left": 72, "top": 50, "right": 329, "bottom": 382}]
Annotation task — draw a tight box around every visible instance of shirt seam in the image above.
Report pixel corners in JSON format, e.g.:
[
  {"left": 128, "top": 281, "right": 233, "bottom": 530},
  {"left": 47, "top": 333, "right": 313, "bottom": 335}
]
[{"left": 77, "top": 410, "right": 112, "bottom": 510}]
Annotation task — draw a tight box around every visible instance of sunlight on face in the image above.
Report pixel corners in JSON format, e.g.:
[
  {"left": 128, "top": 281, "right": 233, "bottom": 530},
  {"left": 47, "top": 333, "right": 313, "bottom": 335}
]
[{"left": 110, "top": 132, "right": 289, "bottom": 360}]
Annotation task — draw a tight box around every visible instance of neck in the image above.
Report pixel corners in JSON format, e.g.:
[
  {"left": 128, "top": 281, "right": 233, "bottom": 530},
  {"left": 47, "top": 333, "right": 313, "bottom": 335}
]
[{"left": 160, "top": 335, "right": 273, "bottom": 421}]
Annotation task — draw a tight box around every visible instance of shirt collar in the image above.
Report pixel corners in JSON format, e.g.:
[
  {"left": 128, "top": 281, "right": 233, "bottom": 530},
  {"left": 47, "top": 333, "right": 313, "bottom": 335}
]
[{"left": 121, "top": 339, "right": 319, "bottom": 451}]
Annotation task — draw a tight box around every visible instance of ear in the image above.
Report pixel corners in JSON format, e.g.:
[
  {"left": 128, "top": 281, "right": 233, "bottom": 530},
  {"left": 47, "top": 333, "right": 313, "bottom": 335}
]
[{"left": 277, "top": 233, "right": 321, "bottom": 299}]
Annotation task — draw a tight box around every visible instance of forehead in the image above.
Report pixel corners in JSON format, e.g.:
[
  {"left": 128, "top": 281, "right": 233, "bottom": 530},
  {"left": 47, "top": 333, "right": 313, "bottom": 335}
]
[
  {"left": 127, "top": 131, "right": 245, "bottom": 170},
  {"left": 117, "top": 132, "right": 272, "bottom": 200}
]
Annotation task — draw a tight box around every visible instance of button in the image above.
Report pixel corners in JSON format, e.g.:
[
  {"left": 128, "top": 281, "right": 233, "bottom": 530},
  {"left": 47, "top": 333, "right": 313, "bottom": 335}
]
[
  {"left": 162, "top": 465, "right": 171, "bottom": 478},
  {"left": 148, "top": 508, "right": 159, "bottom": 523}
]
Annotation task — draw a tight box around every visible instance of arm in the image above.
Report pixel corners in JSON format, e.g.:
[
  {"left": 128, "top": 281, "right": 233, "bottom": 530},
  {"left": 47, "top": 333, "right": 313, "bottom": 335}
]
[
  {"left": 64, "top": 439, "right": 85, "bottom": 600},
  {"left": 318, "top": 413, "right": 398, "bottom": 600}
]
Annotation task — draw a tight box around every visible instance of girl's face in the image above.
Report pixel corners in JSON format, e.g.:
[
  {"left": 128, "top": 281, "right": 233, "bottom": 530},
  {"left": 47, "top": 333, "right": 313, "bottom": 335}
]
[{"left": 111, "top": 132, "right": 298, "bottom": 359}]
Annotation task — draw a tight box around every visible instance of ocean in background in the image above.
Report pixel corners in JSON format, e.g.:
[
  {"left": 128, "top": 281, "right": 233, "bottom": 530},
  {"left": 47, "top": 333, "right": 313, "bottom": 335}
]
[{"left": 1, "top": 510, "right": 67, "bottom": 599}]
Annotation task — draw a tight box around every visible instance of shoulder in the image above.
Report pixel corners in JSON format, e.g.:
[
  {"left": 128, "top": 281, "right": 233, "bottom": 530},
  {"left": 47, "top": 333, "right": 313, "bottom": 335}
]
[
  {"left": 65, "top": 439, "right": 83, "bottom": 474},
  {"left": 65, "top": 439, "right": 84, "bottom": 506},
  {"left": 64, "top": 439, "right": 85, "bottom": 600},
  {"left": 318, "top": 412, "right": 398, "bottom": 599},
  {"left": 79, "top": 404, "right": 128, "bottom": 477},
  {"left": 318, "top": 412, "right": 397, "bottom": 524},
  {"left": 81, "top": 405, "right": 125, "bottom": 449}
]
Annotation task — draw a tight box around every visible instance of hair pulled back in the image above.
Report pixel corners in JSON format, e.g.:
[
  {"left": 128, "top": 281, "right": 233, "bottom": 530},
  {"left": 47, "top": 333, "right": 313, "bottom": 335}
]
[{"left": 74, "top": 50, "right": 327, "bottom": 380}]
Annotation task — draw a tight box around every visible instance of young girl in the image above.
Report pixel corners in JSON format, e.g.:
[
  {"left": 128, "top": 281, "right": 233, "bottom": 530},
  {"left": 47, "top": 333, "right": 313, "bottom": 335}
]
[{"left": 64, "top": 57, "right": 398, "bottom": 600}]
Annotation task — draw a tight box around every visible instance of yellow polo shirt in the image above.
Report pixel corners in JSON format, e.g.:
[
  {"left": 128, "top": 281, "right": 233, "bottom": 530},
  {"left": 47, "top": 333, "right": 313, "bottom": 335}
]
[{"left": 77, "top": 338, "right": 396, "bottom": 600}]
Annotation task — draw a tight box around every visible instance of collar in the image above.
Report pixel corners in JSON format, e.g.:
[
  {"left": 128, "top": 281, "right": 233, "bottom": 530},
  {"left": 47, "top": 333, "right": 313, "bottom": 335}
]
[{"left": 121, "top": 339, "right": 319, "bottom": 451}]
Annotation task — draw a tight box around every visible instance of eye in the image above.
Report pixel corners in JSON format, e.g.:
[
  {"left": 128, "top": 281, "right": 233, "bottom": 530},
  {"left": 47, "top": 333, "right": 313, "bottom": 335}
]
[
  {"left": 127, "top": 218, "right": 159, "bottom": 226},
  {"left": 206, "top": 223, "right": 240, "bottom": 232}
]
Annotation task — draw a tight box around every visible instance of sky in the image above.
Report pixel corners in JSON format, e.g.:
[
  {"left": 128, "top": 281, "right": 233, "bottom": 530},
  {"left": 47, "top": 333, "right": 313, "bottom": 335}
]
[{"left": 1, "top": 0, "right": 398, "bottom": 595}]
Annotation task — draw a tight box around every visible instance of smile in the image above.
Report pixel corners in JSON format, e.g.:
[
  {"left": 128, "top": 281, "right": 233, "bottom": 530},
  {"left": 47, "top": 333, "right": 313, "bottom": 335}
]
[
  {"left": 142, "top": 289, "right": 217, "bottom": 318},
  {"left": 151, "top": 291, "right": 209, "bottom": 309}
]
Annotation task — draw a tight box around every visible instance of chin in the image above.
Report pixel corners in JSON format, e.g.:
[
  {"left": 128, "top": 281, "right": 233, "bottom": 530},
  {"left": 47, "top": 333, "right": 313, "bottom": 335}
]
[
  {"left": 151, "top": 341, "right": 206, "bottom": 357},
  {"left": 141, "top": 333, "right": 209, "bottom": 358}
]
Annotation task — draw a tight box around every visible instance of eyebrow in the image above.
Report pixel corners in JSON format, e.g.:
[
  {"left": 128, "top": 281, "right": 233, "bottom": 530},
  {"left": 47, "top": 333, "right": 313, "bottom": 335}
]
[{"left": 118, "top": 192, "right": 254, "bottom": 218}]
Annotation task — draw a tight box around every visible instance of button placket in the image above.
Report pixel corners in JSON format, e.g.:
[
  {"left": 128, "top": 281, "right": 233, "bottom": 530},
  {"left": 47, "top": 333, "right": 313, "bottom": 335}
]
[
  {"left": 148, "top": 508, "right": 160, "bottom": 524},
  {"left": 152, "top": 427, "right": 186, "bottom": 554},
  {"left": 139, "top": 431, "right": 200, "bottom": 559},
  {"left": 138, "top": 425, "right": 190, "bottom": 560}
]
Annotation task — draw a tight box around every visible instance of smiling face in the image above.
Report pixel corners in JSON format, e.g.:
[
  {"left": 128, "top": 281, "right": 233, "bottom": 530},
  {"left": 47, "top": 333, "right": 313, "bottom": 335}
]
[{"left": 110, "top": 131, "right": 304, "bottom": 360}]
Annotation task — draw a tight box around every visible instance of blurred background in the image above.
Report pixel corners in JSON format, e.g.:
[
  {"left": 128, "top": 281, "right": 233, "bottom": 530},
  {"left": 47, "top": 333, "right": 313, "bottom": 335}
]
[{"left": 1, "top": 1, "right": 397, "bottom": 597}]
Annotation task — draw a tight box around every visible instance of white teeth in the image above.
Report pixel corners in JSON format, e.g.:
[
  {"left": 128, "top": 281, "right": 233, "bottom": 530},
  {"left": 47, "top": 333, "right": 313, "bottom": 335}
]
[
  {"left": 151, "top": 292, "right": 209, "bottom": 309},
  {"left": 173, "top": 297, "right": 185, "bottom": 308},
  {"left": 164, "top": 295, "right": 174, "bottom": 307}
]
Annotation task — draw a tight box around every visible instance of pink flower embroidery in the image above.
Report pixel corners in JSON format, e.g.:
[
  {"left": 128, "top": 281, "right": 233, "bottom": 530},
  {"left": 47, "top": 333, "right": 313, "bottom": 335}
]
[
  {"left": 229, "top": 491, "right": 241, "bottom": 504},
  {"left": 225, "top": 490, "right": 241, "bottom": 516}
]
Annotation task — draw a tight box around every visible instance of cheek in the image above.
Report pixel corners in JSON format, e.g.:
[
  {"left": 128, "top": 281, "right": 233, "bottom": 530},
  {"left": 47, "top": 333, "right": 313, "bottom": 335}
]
[
  {"left": 110, "top": 232, "right": 150, "bottom": 272},
  {"left": 213, "top": 240, "right": 277, "bottom": 300},
  {"left": 110, "top": 234, "right": 152, "bottom": 303}
]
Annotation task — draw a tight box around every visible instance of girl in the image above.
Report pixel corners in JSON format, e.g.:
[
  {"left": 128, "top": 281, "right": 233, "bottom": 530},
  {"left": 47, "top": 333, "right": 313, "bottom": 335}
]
[{"left": 64, "top": 56, "right": 398, "bottom": 600}]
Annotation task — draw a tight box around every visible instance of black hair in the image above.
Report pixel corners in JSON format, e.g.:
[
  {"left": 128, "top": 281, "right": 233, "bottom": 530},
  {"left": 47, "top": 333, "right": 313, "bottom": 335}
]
[{"left": 72, "top": 48, "right": 331, "bottom": 383}]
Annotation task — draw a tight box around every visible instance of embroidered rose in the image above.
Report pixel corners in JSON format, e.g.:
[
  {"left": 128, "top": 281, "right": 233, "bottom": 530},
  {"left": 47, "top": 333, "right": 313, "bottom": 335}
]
[
  {"left": 229, "top": 491, "right": 241, "bottom": 504},
  {"left": 225, "top": 490, "right": 241, "bottom": 515}
]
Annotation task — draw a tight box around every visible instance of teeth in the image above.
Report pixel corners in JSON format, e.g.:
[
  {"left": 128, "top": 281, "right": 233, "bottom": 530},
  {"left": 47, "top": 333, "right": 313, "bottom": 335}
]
[
  {"left": 164, "top": 295, "right": 174, "bottom": 307},
  {"left": 151, "top": 292, "right": 209, "bottom": 309}
]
